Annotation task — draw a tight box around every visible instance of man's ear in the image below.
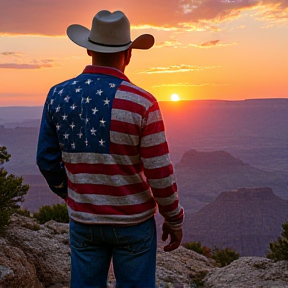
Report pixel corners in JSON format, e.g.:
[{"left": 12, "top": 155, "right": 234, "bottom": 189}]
[
  {"left": 87, "top": 49, "right": 92, "bottom": 56},
  {"left": 124, "top": 48, "right": 132, "bottom": 66}
]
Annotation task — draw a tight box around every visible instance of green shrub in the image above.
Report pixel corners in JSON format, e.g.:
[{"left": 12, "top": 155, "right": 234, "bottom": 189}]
[
  {"left": 33, "top": 203, "right": 69, "bottom": 224},
  {"left": 184, "top": 241, "right": 239, "bottom": 267},
  {"left": 13, "top": 208, "right": 31, "bottom": 217},
  {"left": 183, "top": 241, "right": 211, "bottom": 258},
  {"left": 0, "top": 211, "right": 10, "bottom": 232},
  {"left": 211, "top": 247, "right": 239, "bottom": 267},
  {"left": 267, "top": 221, "right": 288, "bottom": 261},
  {"left": 0, "top": 146, "right": 29, "bottom": 232}
]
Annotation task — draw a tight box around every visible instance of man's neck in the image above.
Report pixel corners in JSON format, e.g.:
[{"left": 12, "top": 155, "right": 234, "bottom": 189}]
[{"left": 91, "top": 60, "right": 125, "bottom": 72}]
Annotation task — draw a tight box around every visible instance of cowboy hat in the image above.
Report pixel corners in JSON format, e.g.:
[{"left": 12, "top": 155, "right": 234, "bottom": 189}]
[{"left": 67, "top": 10, "right": 154, "bottom": 53}]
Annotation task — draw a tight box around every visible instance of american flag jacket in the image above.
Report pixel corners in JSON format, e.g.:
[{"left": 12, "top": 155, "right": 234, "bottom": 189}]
[{"left": 37, "top": 65, "right": 184, "bottom": 229}]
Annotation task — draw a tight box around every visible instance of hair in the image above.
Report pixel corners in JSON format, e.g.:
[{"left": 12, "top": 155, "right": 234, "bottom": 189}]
[{"left": 89, "top": 49, "right": 130, "bottom": 67}]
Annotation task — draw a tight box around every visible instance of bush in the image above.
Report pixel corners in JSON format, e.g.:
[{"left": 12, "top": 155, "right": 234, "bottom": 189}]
[
  {"left": 183, "top": 241, "right": 211, "bottom": 258},
  {"left": 267, "top": 221, "right": 288, "bottom": 261},
  {"left": 33, "top": 203, "right": 69, "bottom": 224},
  {"left": 13, "top": 208, "right": 31, "bottom": 217},
  {"left": 0, "top": 146, "right": 29, "bottom": 232},
  {"left": 0, "top": 211, "right": 10, "bottom": 231},
  {"left": 211, "top": 247, "right": 239, "bottom": 267},
  {"left": 184, "top": 241, "right": 239, "bottom": 267}
]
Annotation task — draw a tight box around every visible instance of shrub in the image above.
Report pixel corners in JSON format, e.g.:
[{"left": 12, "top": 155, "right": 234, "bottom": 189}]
[
  {"left": 183, "top": 241, "right": 211, "bottom": 258},
  {"left": 184, "top": 241, "right": 239, "bottom": 267},
  {"left": 211, "top": 247, "right": 239, "bottom": 267},
  {"left": 267, "top": 221, "right": 288, "bottom": 261},
  {"left": 13, "top": 208, "right": 31, "bottom": 217},
  {"left": 0, "top": 146, "right": 29, "bottom": 232},
  {"left": 0, "top": 211, "right": 10, "bottom": 232},
  {"left": 33, "top": 203, "right": 69, "bottom": 224}
]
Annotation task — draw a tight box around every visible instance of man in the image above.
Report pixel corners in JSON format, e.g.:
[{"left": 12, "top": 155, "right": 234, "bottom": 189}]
[{"left": 37, "top": 10, "right": 184, "bottom": 288}]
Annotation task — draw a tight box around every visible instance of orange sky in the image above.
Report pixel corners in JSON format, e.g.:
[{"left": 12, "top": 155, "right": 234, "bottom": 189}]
[{"left": 0, "top": 0, "right": 287, "bottom": 106}]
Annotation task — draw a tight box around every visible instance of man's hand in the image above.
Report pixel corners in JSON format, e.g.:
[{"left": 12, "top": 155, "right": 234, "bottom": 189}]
[{"left": 161, "top": 222, "right": 183, "bottom": 252}]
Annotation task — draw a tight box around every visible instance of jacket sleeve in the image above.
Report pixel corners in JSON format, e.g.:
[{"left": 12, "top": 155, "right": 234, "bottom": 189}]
[
  {"left": 140, "top": 101, "right": 184, "bottom": 230},
  {"left": 36, "top": 96, "right": 68, "bottom": 199}
]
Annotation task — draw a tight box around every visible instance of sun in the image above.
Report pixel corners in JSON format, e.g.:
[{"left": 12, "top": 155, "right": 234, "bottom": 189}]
[{"left": 171, "top": 94, "right": 180, "bottom": 101}]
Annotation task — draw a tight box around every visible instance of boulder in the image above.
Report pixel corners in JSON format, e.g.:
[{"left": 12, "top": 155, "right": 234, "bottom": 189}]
[
  {"left": 156, "top": 245, "right": 214, "bottom": 287},
  {"left": 4, "top": 214, "right": 70, "bottom": 288},
  {"left": 204, "top": 257, "right": 288, "bottom": 288}
]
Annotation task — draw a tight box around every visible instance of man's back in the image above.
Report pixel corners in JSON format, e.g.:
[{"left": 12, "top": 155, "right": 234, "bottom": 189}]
[{"left": 37, "top": 65, "right": 182, "bottom": 227}]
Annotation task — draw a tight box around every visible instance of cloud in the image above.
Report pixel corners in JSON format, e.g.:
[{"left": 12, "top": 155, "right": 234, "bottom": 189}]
[
  {"left": 179, "top": 0, "right": 254, "bottom": 24},
  {"left": 255, "top": 1, "right": 288, "bottom": 24},
  {"left": 178, "top": 21, "right": 220, "bottom": 31},
  {"left": 0, "top": 0, "right": 287, "bottom": 36},
  {"left": 201, "top": 39, "right": 221, "bottom": 46},
  {"left": 152, "top": 82, "right": 230, "bottom": 87},
  {"left": 197, "top": 39, "right": 238, "bottom": 47},
  {"left": 131, "top": 22, "right": 218, "bottom": 32},
  {"left": 179, "top": 0, "right": 288, "bottom": 24},
  {"left": 138, "top": 64, "right": 220, "bottom": 74},
  {"left": 131, "top": 25, "right": 181, "bottom": 32},
  {"left": 155, "top": 38, "right": 237, "bottom": 48},
  {"left": 0, "top": 63, "right": 54, "bottom": 69},
  {"left": 1, "top": 51, "right": 26, "bottom": 57},
  {"left": 0, "top": 49, "right": 58, "bottom": 69},
  {"left": 0, "top": 0, "right": 181, "bottom": 36},
  {"left": 155, "top": 39, "right": 184, "bottom": 48},
  {"left": 31, "top": 59, "right": 54, "bottom": 64},
  {"left": 0, "top": 49, "right": 59, "bottom": 69},
  {"left": 0, "top": 55, "right": 58, "bottom": 69}
]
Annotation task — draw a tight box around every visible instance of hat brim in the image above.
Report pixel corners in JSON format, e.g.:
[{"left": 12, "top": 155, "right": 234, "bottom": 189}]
[{"left": 67, "top": 24, "right": 154, "bottom": 53}]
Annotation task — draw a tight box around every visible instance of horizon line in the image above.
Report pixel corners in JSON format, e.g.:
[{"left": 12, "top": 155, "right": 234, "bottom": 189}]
[{"left": 1, "top": 97, "right": 288, "bottom": 108}]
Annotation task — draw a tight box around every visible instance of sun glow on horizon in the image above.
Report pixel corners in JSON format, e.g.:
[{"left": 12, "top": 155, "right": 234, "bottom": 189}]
[{"left": 171, "top": 94, "right": 180, "bottom": 101}]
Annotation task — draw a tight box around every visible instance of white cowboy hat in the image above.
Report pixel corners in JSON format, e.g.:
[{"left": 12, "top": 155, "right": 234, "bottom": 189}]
[{"left": 67, "top": 10, "right": 154, "bottom": 53}]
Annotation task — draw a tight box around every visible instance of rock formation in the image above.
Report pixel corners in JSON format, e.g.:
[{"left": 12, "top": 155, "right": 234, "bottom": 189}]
[
  {"left": 176, "top": 150, "right": 288, "bottom": 214},
  {"left": 0, "top": 214, "right": 70, "bottom": 288},
  {"left": 184, "top": 187, "right": 288, "bottom": 256},
  {"left": 1, "top": 214, "right": 288, "bottom": 288},
  {"left": 204, "top": 257, "right": 288, "bottom": 288}
]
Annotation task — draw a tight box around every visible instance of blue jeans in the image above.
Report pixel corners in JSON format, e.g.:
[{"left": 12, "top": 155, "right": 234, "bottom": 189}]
[{"left": 69, "top": 217, "right": 156, "bottom": 288}]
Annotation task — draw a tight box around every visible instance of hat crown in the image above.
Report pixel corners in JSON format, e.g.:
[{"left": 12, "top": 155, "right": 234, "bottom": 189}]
[
  {"left": 67, "top": 10, "right": 154, "bottom": 53},
  {"left": 89, "top": 10, "right": 131, "bottom": 46}
]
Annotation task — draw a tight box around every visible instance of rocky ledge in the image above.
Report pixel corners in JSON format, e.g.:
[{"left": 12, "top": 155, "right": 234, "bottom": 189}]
[{"left": 0, "top": 214, "right": 288, "bottom": 288}]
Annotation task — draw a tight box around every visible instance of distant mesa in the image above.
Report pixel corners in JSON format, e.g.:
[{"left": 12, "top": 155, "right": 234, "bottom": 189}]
[
  {"left": 175, "top": 149, "right": 288, "bottom": 214},
  {"left": 177, "top": 149, "right": 244, "bottom": 169},
  {"left": 184, "top": 187, "right": 288, "bottom": 257}
]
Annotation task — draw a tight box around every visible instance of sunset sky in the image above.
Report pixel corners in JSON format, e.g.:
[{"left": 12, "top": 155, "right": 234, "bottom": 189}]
[{"left": 0, "top": 0, "right": 287, "bottom": 106}]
